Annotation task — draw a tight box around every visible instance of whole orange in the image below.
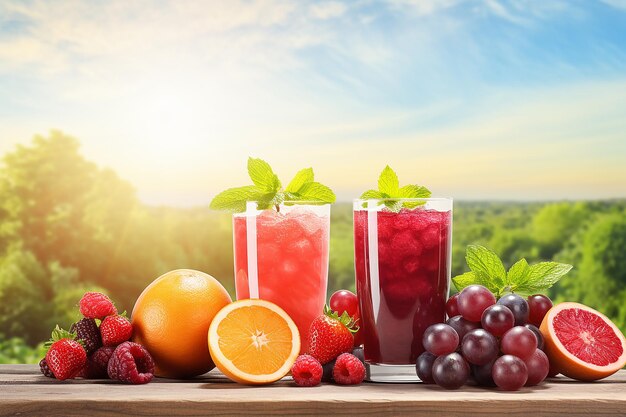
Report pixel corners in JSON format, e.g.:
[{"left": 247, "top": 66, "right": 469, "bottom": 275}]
[{"left": 131, "top": 269, "right": 232, "bottom": 378}]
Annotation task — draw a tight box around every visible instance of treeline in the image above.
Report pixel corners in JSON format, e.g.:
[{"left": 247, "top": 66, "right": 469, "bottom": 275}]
[{"left": 1, "top": 133, "right": 625, "bottom": 362}]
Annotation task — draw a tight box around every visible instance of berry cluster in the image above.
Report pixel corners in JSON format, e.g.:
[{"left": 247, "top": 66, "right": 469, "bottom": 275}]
[
  {"left": 291, "top": 348, "right": 365, "bottom": 387},
  {"left": 417, "top": 285, "right": 553, "bottom": 391},
  {"left": 39, "top": 292, "right": 155, "bottom": 384}
]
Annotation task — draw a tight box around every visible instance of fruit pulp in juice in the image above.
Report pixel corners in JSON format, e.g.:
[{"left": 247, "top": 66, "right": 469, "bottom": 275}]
[
  {"left": 233, "top": 207, "right": 329, "bottom": 354},
  {"left": 354, "top": 208, "right": 451, "bottom": 364}
]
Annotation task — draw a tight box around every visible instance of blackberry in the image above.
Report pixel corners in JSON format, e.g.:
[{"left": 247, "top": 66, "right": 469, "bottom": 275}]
[
  {"left": 70, "top": 318, "right": 102, "bottom": 354},
  {"left": 39, "top": 358, "right": 55, "bottom": 378}
]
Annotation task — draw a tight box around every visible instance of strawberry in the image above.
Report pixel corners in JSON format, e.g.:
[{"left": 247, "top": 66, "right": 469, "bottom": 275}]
[
  {"left": 44, "top": 326, "right": 87, "bottom": 381},
  {"left": 307, "top": 305, "right": 357, "bottom": 364},
  {"left": 100, "top": 314, "right": 133, "bottom": 346}
]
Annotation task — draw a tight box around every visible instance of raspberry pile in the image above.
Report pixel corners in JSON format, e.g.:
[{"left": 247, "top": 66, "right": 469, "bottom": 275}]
[
  {"left": 39, "top": 292, "right": 155, "bottom": 384},
  {"left": 291, "top": 347, "right": 365, "bottom": 387},
  {"left": 417, "top": 285, "right": 553, "bottom": 391}
]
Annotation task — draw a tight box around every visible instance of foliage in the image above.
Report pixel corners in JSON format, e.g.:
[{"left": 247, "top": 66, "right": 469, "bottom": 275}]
[{"left": 1, "top": 132, "right": 626, "bottom": 362}]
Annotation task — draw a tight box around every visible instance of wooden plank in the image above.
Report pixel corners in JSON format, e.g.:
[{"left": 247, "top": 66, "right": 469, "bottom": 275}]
[{"left": 1, "top": 365, "right": 625, "bottom": 416}]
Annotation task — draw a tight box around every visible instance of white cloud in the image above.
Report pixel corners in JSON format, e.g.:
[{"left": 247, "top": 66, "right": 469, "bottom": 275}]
[{"left": 309, "top": 1, "right": 347, "bottom": 19}]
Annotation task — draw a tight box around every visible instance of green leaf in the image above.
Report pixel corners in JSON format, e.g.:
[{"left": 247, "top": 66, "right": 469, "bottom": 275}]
[
  {"left": 378, "top": 165, "right": 399, "bottom": 196},
  {"left": 452, "top": 271, "right": 477, "bottom": 291},
  {"left": 360, "top": 189, "right": 382, "bottom": 200},
  {"left": 398, "top": 184, "right": 432, "bottom": 199},
  {"left": 511, "top": 262, "right": 573, "bottom": 295},
  {"left": 297, "top": 182, "right": 336, "bottom": 203},
  {"left": 247, "top": 157, "right": 280, "bottom": 191},
  {"left": 507, "top": 258, "right": 529, "bottom": 286},
  {"left": 209, "top": 185, "right": 262, "bottom": 212},
  {"left": 466, "top": 245, "right": 507, "bottom": 291},
  {"left": 285, "top": 168, "right": 314, "bottom": 194}
]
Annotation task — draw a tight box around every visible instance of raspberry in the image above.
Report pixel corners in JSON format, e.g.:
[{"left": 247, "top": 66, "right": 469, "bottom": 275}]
[
  {"left": 100, "top": 315, "right": 133, "bottom": 346},
  {"left": 70, "top": 318, "right": 102, "bottom": 354},
  {"left": 79, "top": 292, "right": 117, "bottom": 319},
  {"left": 39, "top": 358, "right": 55, "bottom": 378},
  {"left": 332, "top": 353, "right": 365, "bottom": 385},
  {"left": 291, "top": 354, "right": 323, "bottom": 387},
  {"left": 107, "top": 342, "right": 155, "bottom": 384},
  {"left": 85, "top": 346, "right": 116, "bottom": 378}
]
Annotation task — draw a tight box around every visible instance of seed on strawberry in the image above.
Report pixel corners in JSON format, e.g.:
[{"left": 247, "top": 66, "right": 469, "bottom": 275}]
[
  {"left": 46, "top": 338, "right": 87, "bottom": 381},
  {"left": 39, "top": 358, "right": 55, "bottom": 378},
  {"left": 108, "top": 342, "right": 155, "bottom": 384},
  {"left": 70, "top": 318, "right": 102, "bottom": 354},
  {"left": 307, "top": 305, "right": 357, "bottom": 365},
  {"left": 79, "top": 292, "right": 117, "bottom": 320},
  {"left": 333, "top": 353, "right": 366, "bottom": 385},
  {"left": 100, "top": 315, "right": 133, "bottom": 347},
  {"left": 291, "top": 354, "right": 323, "bottom": 387}
]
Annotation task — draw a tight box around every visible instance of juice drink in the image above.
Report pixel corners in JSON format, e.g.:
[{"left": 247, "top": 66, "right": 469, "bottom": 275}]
[
  {"left": 233, "top": 204, "right": 330, "bottom": 353},
  {"left": 354, "top": 199, "right": 452, "bottom": 381}
]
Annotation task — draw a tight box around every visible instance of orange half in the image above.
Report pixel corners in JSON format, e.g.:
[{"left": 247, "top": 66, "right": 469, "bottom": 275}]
[{"left": 208, "top": 299, "right": 300, "bottom": 384}]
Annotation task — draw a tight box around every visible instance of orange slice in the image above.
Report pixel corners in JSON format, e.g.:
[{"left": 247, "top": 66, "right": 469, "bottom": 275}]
[
  {"left": 540, "top": 302, "right": 626, "bottom": 381},
  {"left": 208, "top": 299, "right": 300, "bottom": 384}
]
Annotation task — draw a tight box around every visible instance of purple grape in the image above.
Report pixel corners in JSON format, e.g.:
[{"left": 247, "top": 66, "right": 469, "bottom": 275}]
[
  {"left": 460, "top": 328, "right": 499, "bottom": 366},
  {"left": 523, "top": 324, "right": 545, "bottom": 351},
  {"left": 471, "top": 359, "right": 496, "bottom": 387},
  {"left": 492, "top": 355, "right": 528, "bottom": 391},
  {"left": 481, "top": 305, "right": 515, "bottom": 337},
  {"left": 497, "top": 294, "right": 529, "bottom": 326},
  {"left": 527, "top": 294, "right": 552, "bottom": 327},
  {"left": 432, "top": 352, "right": 470, "bottom": 389},
  {"left": 457, "top": 285, "right": 496, "bottom": 322},
  {"left": 501, "top": 326, "right": 537, "bottom": 361},
  {"left": 446, "top": 293, "right": 460, "bottom": 318},
  {"left": 415, "top": 351, "right": 437, "bottom": 384},
  {"left": 446, "top": 315, "right": 481, "bottom": 341},
  {"left": 524, "top": 349, "right": 549, "bottom": 386},
  {"left": 422, "top": 323, "right": 459, "bottom": 356}
]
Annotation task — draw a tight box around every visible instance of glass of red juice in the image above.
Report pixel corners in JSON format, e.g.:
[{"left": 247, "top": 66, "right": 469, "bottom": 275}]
[
  {"left": 233, "top": 202, "right": 330, "bottom": 354},
  {"left": 353, "top": 198, "right": 452, "bottom": 382}
]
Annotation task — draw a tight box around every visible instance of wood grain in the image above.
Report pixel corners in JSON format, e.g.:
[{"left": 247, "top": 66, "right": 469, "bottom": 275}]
[{"left": 1, "top": 365, "right": 625, "bottom": 416}]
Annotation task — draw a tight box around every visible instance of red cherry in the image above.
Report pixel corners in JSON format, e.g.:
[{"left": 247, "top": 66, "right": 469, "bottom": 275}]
[{"left": 330, "top": 290, "right": 359, "bottom": 318}]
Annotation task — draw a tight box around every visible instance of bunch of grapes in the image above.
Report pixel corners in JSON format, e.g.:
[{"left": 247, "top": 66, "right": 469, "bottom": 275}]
[{"left": 416, "top": 285, "right": 554, "bottom": 391}]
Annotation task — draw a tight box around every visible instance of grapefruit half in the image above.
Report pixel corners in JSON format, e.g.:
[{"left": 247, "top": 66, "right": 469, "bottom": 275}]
[{"left": 540, "top": 302, "right": 626, "bottom": 381}]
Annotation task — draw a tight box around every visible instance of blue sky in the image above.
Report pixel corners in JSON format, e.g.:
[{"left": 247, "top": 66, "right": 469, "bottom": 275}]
[{"left": 1, "top": 0, "right": 625, "bottom": 205}]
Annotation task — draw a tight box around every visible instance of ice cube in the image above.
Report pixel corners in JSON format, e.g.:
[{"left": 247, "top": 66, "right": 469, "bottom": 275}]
[{"left": 390, "top": 230, "right": 423, "bottom": 258}]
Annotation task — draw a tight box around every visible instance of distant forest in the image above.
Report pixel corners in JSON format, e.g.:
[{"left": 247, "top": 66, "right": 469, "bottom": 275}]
[{"left": 1, "top": 132, "right": 625, "bottom": 363}]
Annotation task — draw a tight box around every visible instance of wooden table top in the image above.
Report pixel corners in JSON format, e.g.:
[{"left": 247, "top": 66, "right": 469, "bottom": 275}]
[{"left": 1, "top": 365, "right": 625, "bottom": 416}]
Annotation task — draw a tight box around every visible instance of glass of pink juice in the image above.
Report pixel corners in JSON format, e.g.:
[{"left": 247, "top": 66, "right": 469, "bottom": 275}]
[
  {"left": 233, "top": 202, "right": 330, "bottom": 353},
  {"left": 354, "top": 198, "right": 452, "bottom": 382}
]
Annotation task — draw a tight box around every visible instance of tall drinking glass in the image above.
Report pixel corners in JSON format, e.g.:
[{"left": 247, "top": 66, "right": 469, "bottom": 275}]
[
  {"left": 354, "top": 198, "right": 452, "bottom": 382},
  {"left": 233, "top": 202, "right": 330, "bottom": 353}
]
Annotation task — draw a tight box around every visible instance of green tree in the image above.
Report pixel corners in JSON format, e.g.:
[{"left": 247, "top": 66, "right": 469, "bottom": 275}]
[
  {"left": 555, "top": 212, "right": 626, "bottom": 333},
  {"left": 532, "top": 202, "right": 590, "bottom": 258}
]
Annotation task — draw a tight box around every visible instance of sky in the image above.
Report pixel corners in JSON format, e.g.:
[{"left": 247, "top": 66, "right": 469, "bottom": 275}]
[{"left": 1, "top": 0, "right": 625, "bottom": 206}]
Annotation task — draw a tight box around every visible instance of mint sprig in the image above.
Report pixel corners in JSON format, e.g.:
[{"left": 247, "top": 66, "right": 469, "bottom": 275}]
[
  {"left": 360, "top": 165, "right": 431, "bottom": 211},
  {"left": 452, "top": 245, "right": 573, "bottom": 297},
  {"left": 210, "top": 157, "right": 336, "bottom": 212}
]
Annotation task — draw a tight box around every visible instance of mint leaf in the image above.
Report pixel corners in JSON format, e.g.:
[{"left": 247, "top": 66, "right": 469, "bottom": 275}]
[
  {"left": 359, "top": 165, "right": 432, "bottom": 211},
  {"left": 285, "top": 168, "right": 314, "bottom": 193},
  {"left": 452, "top": 271, "right": 477, "bottom": 291},
  {"left": 360, "top": 189, "right": 382, "bottom": 200},
  {"left": 466, "top": 245, "right": 507, "bottom": 293},
  {"left": 297, "top": 182, "right": 336, "bottom": 203},
  {"left": 209, "top": 185, "right": 262, "bottom": 212},
  {"left": 247, "top": 157, "right": 280, "bottom": 191},
  {"left": 511, "top": 262, "right": 573, "bottom": 295},
  {"left": 398, "top": 185, "right": 431, "bottom": 199},
  {"left": 378, "top": 165, "right": 399, "bottom": 196},
  {"left": 506, "top": 258, "right": 529, "bottom": 287}
]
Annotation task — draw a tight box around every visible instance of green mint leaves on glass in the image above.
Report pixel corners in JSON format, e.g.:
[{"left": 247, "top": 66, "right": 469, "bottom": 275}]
[
  {"left": 452, "top": 244, "right": 573, "bottom": 297},
  {"left": 360, "top": 165, "right": 431, "bottom": 211},
  {"left": 210, "top": 157, "right": 336, "bottom": 212}
]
